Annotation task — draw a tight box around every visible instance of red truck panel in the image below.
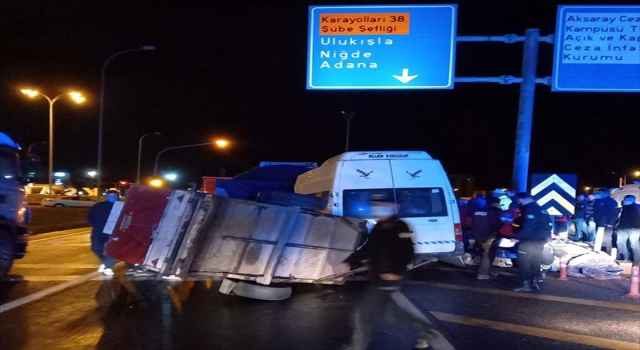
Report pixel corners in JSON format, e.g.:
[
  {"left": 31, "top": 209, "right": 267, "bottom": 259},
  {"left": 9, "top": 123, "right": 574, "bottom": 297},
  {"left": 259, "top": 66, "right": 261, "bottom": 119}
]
[{"left": 104, "top": 185, "right": 171, "bottom": 264}]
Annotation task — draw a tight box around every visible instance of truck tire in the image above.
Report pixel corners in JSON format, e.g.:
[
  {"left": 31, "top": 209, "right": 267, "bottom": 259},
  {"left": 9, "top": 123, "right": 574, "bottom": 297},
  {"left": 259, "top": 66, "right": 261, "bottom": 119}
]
[
  {"left": 0, "top": 230, "right": 16, "bottom": 278},
  {"left": 256, "top": 191, "right": 327, "bottom": 211},
  {"left": 232, "top": 281, "right": 292, "bottom": 301}
]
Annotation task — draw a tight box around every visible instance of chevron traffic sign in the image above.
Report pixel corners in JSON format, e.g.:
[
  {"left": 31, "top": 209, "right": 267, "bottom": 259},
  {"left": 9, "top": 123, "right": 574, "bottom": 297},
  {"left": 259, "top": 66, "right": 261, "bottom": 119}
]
[{"left": 530, "top": 173, "right": 577, "bottom": 216}]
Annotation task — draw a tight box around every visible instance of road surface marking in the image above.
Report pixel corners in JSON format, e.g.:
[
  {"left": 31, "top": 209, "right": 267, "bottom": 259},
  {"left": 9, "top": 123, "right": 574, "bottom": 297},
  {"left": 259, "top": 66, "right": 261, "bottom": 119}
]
[
  {"left": 431, "top": 311, "right": 640, "bottom": 350},
  {"left": 411, "top": 281, "right": 640, "bottom": 312},
  {"left": 13, "top": 263, "right": 98, "bottom": 269},
  {"left": 29, "top": 229, "right": 91, "bottom": 243},
  {"left": 0, "top": 262, "right": 124, "bottom": 313},
  {"left": 0, "top": 271, "right": 101, "bottom": 313},
  {"left": 5, "top": 275, "right": 92, "bottom": 281}
]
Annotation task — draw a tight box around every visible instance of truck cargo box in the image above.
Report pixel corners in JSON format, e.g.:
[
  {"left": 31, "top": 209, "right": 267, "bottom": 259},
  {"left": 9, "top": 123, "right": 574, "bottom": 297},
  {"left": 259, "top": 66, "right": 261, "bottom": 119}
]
[{"left": 105, "top": 186, "right": 368, "bottom": 298}]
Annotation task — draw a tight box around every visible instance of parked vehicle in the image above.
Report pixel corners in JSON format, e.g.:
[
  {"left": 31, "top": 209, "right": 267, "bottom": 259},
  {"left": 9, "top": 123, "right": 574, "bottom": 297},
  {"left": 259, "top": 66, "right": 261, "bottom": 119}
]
[
  {"left": 294, "top": 151, "right": 464, "bottom": 261},
  {"left": 41, "top": 196, "right": 97, "bottom": 208},
  {"left": 0, "top": 131, "right": 30, "bottom": 277}
]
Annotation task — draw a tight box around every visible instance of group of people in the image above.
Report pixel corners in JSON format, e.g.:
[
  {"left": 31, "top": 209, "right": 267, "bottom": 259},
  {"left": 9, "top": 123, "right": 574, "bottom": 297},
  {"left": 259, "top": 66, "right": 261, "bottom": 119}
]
[
  {"left": 461, "top": 187, "right": 640, "bottom": 294},
  {"left": 567, "top": 189, "right": 640, "bottom": 263},
  {"left": 463, "top": 190, "right": 553, "bottom": 292}
]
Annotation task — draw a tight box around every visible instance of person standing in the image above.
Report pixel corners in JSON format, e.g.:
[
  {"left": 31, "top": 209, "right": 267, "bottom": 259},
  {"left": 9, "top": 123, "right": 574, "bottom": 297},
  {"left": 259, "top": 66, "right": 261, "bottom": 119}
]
[
  {"left": 512, "top": 192, "right": 552, "bottom": 292},
  {"left": 569, "top": 194, "right": 587, "bottom": 242},
  {"left": 593, "top": 188, "right": 620, "bottom": 254},
  {"left": 87, "top": 190, "right": 119, "bottom": 276},
  {"left": 341, "top": 193, "right": 453, "bottom": 350},
  {"left": 471, "top": 197, "right": 503, "bottom": 279},
  {"left": 466, "top": 193, "right": 486, "bottom": 215},
  {"left": 615, "top": 195, "right": 640, "bottom": 263},
  {"left": 584, "top": 193, "right": 597, "bottom": 243}
]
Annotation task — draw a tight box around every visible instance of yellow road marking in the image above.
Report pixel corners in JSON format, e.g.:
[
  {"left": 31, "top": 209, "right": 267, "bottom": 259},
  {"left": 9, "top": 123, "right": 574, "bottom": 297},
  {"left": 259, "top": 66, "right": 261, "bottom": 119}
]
[
  {"left": 410, "top": 281, "right": 640, "bottom": 312},
  {"left": 431, "top": 311, "right": 640, "bottom": 350}
]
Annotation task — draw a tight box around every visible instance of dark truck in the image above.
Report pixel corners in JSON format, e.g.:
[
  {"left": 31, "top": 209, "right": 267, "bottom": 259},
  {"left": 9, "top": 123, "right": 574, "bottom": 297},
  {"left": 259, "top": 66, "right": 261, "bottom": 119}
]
[{"left": 0, "top": 131, "right": 30, "bottom": 278}]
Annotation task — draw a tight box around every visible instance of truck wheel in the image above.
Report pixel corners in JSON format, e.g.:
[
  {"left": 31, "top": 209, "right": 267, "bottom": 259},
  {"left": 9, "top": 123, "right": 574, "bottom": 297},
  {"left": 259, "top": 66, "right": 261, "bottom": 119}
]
[
  {"left": 0, "top": 231, "right": 16, "bottom": 278},
  {"left": 232, "top": 281, "right": 292, "bottom": 301},
  {"left": 256, "top": 191, "right": 327, "bottom": 211}
]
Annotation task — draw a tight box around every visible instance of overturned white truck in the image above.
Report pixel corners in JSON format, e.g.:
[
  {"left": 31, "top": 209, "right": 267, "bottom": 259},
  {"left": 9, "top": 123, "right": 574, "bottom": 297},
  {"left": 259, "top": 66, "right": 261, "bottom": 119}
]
[{"left": 104, "top": 186, "right": 367, "bottom": 300}]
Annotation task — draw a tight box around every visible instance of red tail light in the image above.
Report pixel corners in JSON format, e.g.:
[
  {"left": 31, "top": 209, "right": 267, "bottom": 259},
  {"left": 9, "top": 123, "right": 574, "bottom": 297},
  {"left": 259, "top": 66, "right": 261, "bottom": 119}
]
[{"left": 454, "top": 223, "right": 462, "bottom": 241}]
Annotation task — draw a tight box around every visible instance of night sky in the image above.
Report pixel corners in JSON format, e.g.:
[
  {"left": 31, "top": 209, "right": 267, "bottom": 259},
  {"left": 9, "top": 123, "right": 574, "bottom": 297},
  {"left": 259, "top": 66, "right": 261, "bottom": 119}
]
[{"left": 1, "top": 0, "right": 638, "bottom": 191}]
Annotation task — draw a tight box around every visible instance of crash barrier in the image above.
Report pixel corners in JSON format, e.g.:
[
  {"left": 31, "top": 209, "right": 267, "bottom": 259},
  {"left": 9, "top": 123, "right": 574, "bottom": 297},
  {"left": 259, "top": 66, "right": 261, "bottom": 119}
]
[
  {"left": 557, "top": 256, "right": 568, "bottom": 281},
  {"left": 626, "top": 266, "right": 639, "bottom": 298}
]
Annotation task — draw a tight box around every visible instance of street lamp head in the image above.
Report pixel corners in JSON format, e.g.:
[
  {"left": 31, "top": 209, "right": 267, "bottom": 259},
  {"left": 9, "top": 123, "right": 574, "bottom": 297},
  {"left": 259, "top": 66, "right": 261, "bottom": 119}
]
[
  {"left": 141, "top": 46, "right": 156, "bottom": 50},
  {"left": 21, "top": 89, "right": 39, "bottom": 98},
  {"left": 154, "top": 132, "right": 162, "bottom": 135},
  {"left": 149, "top": 178, "right": 164, "bottom": 187},
  {"left": 68, "top": 91, "right": 86, "bottom": 103},
  {"left": 214, "top": 138, "right": 229, "bottom": 148}
]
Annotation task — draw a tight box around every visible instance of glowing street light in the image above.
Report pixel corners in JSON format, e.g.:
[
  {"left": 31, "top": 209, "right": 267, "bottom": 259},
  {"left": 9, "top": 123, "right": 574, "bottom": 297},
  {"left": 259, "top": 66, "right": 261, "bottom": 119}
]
[
  {"left": 153, "top": 138, "right": 230, "bottom": 176},
  {"left": 149, "top": 178, "right": 164, "bottom": 188},
  {"left": 163, "top": 173, "right": 178, "bottom": 181},
  {"left": 621, "top": 169, "right": 640, "bottom": 186},
  {"left": 20, "top": 89, "right": 85, "bottom": 195}
]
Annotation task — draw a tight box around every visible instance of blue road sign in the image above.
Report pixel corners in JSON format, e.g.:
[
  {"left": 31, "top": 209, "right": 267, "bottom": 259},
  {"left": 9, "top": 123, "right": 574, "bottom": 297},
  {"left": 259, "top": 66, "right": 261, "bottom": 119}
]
[
  {"left": 531, "top": 173, "right": 577, "bottom": 216},
  {"left": 307, "top": 5, "right": 457, "bottom": 90},
  {"left": 552, "top": 5, "right": 640, "bottom": 92}
]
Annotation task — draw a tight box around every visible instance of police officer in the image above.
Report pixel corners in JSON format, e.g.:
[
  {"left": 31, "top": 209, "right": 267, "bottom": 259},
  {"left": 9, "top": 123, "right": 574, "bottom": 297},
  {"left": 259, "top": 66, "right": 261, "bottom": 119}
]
[
  {"left": 512, "top": 192, "right": 552, "bottom": 292},
  {"left": 471, "top": 196, "right": 503, "bottom": 279}
]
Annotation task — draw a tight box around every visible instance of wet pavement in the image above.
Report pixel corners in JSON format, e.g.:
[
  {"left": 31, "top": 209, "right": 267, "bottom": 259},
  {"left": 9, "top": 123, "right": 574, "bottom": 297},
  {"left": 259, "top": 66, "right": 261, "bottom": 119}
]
[{"left": 1, "top": 229, "right": 639, "bottom": 350}]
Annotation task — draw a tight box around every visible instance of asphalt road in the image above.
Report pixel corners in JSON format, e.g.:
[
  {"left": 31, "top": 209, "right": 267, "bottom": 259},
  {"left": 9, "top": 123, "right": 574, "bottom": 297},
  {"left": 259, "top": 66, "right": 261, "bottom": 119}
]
[{"left": 0, "top": 229, "right": 639, "bottom": 350}]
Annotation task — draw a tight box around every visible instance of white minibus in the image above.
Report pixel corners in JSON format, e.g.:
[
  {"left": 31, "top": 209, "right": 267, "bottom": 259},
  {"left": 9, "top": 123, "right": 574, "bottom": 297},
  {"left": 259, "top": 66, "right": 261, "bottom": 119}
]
[{"left": 295, "top": 151, "right": 464, "bottom": 260}]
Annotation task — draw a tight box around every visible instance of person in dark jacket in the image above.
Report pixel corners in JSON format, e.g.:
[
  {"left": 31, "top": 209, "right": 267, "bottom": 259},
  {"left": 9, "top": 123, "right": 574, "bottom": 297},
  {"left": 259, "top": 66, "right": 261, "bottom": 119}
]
[
  {"left": 615, "top": 195, "right": 640, "bottom": 263},
  {"left": 466, "top": 193, "right": 486, "bottom": 215},
  {"left": 342, "top": 193, "right": 453, "bottom": 350},
  {"left": 512, "top": 192, "right": 552, "bottom": 292},
  {"left": 593, "top": 188, "right": 620, "bottom": 254},
  {"left": 584, "top": 193, "right": 597, "bottom": 243},
  {"left": 471, "top": 197, "right": 504, "bottom": 279},
  {"left": 569, "top": 194, "right": 587, "bottom": 242},
  {"left": 87, "top": 190, "right": 119, "bottom": 276}
]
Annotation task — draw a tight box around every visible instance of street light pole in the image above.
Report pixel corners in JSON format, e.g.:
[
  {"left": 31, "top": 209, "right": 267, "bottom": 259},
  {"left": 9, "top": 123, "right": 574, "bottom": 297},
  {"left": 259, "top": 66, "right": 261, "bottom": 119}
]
[
  {"left": 20, "top": 90, "right": 85, "bottom": 195},
  {"left": 137, "top": 132, "right": 161, "bottom": 184},
  {"left": 97, "top": 45, "right": 155, "bottom": 199},
  {"left": 153, "top": 140, "right": 229, "bottom": 177},
  {"left": 341, "top": 111, "right": 356, "bottom": 152}
]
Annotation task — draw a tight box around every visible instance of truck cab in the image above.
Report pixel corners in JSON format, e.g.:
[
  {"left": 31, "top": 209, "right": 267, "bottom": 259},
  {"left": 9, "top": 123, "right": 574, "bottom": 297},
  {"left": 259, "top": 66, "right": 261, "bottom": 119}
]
[{"left": 0, "top": 131, "right": 30, "bottom": 278}]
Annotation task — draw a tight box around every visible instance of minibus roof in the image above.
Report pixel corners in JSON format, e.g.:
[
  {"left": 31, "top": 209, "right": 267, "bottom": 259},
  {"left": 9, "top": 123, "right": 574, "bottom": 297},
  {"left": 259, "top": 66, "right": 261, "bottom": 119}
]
[{"left": 322, "top": 151, "right": 433, "bottom": 165}]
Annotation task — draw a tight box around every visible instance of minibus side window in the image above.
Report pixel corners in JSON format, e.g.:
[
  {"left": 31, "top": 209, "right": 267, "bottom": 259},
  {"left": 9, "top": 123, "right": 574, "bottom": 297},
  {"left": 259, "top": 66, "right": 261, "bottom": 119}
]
[
  {"left": 396, "top": 188, "right": 448, "bottom": 218},
  {"left": 343, "top": 189, "right": 393, "bottom": 219},
  {"left": 343, "top": 188, "right": 447, "bottom": 219}
]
